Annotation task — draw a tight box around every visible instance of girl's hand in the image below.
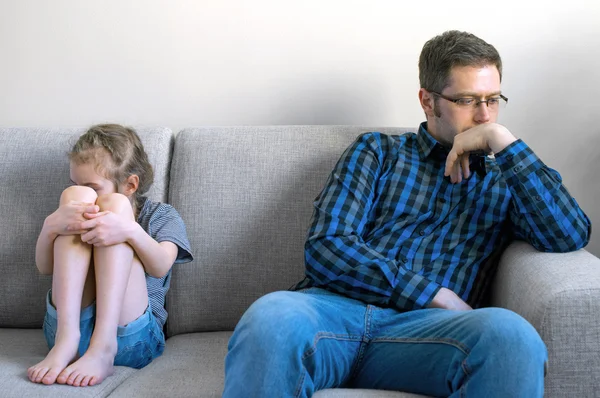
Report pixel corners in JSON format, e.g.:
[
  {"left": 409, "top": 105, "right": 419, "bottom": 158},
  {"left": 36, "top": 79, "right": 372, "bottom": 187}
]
[
  {"left": 46, "top": 201, "right": 99, "bottom": 237},
  {"left": 72, "top": 211, "right": 135, "bottom": 247}
]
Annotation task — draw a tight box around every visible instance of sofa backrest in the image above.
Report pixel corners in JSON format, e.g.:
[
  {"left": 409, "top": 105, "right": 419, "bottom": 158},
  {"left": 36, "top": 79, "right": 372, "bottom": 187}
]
[
  {"left": 166, "top": 126, "right": 412, "bottom": 336},
  {"left": 0, "top": 127, "right": 174, "bottom": 328}
]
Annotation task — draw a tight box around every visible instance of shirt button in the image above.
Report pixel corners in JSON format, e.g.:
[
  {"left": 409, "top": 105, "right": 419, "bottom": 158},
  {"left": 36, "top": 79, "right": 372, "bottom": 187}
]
[
  {"left": 401, "top": 257, "right": 408, "bottom": 263},
  {"left": 419, "top": 230, "right": 425, "bottom": 236},
  {"left": 507, "top": 154, "right": 514, "bottom": 161},
  {"left": 535, "top": 195, "right": 542, "bottom": 201}
]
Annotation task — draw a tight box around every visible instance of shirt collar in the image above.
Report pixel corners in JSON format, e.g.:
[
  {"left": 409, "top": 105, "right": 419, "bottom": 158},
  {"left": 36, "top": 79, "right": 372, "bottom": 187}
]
[
  {"left": 416, "top": 122, "right": 490, "bottom": 176},
  {"left": 416, "top": 122, "right": 439, "bottom": 160}
]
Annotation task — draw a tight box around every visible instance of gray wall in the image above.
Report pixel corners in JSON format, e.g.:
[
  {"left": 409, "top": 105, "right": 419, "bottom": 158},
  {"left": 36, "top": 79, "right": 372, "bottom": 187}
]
[{"left": 1, "top": 1, "right": 599, "bottom": 255}]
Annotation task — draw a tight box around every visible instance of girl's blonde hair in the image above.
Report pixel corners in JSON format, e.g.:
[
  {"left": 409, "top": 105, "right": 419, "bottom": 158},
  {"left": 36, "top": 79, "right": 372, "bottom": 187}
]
[{"left": 69, "top": 124, "right": 154, "bottom": 211}]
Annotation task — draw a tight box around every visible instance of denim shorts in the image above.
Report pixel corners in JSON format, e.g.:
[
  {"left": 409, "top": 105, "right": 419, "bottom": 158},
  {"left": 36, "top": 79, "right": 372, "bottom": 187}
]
[{"left": 43, "top": 290, "right": 165, "bottom": 369}]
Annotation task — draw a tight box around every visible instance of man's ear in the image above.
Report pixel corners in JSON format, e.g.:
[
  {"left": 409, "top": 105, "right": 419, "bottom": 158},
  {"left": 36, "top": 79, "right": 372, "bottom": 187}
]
[
  {"left": 419, "top": 88, "right": 436, "bottom": 118},
  {"left": 122, "top": 174, "right": 139, "bottom": 196}
]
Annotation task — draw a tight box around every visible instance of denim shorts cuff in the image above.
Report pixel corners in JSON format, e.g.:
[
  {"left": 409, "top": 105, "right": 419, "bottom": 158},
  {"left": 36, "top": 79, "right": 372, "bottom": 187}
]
[
  {"left": 45, "top": 289, "right": 95, "bottom": 322},
  {"left": 117, "top": 306, "right": 155, "bottom": 337}
]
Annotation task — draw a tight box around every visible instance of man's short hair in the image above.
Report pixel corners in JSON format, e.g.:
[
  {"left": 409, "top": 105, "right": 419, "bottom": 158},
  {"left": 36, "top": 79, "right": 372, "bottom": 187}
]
[{"left": 419, "top": 30, "right": 502, "bottom": 93}]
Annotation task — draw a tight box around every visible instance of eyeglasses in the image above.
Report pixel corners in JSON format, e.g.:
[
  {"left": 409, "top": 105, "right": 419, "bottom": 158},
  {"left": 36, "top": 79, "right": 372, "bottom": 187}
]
[{"left": 430, "top": 91, "right": 508, "bottom": 110}]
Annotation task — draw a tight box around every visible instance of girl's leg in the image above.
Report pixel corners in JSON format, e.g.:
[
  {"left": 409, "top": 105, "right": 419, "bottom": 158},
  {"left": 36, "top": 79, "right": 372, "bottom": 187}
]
[
  {"left": 57, "top": 193, "right": 149, "bottom": 387},
  {"left": 28, "top": 186, "right": 98, "bottom": 385}
]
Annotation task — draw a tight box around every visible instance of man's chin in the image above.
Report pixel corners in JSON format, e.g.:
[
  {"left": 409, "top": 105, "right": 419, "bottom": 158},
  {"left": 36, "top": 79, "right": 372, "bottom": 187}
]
[{"left": 459, "top": 126, "right": 476, "bottom": 134}]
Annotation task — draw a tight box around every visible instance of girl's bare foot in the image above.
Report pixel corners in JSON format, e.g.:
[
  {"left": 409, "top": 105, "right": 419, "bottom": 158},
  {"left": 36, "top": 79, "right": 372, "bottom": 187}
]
[
  {"left": 28, "top": 332, "right": 80, "bottom": 385},
  {"left": 56, "top": 342, "right": 116, "bottom": 387}
]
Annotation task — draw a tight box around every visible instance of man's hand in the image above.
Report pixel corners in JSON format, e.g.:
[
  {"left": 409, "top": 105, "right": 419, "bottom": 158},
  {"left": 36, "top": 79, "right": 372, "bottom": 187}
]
[
  {"left": 445, "top": 123, "right": 517, "bottom": 183},
  {"left": 69, "top": 211, "right": 135, "bottom": 247},
  {"left": 45, "top": 201, "right": 99, "bottom": 239},
  {"left": 429, "top": 287, "right": 473, "bottom": 311}
]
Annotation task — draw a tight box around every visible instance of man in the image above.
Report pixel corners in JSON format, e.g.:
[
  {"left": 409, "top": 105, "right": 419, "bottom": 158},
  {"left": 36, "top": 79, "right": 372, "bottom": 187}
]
[{"left": 223, "top": 31, "right": 591, "bottom": 397}]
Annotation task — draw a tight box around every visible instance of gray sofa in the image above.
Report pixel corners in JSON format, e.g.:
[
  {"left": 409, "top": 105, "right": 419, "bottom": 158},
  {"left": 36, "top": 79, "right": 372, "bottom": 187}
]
[{"left": 1, "top": 126, "right": 599, "bottom": 398}]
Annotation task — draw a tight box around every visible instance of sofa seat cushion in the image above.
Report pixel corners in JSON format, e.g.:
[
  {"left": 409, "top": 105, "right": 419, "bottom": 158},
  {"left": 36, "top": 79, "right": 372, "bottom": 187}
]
[
  {"left": 109, "top": 331, "right": 230, "bottom": 397},
  {"left": 0, "top": 328, "right": 135, "bottom": 397}
]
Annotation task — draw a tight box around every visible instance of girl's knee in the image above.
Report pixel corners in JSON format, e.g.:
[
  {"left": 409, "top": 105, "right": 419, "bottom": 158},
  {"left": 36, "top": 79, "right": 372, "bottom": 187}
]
[
  {"left": 60, "top": 185, "right": 97, "bottom": 205},
  {"left": 96, "top": 193, "right": 134, "bottom": 216}
]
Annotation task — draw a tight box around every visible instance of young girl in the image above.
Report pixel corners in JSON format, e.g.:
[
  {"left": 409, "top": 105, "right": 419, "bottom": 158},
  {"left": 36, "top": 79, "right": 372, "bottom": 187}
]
[{"left": 27, "top": 124, "right": 193, "bottom": 387}]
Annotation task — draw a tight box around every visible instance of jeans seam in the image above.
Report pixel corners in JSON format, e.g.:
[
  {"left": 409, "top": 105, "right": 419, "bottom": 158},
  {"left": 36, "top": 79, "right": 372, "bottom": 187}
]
[
  {"left": 300, "top": 332, "right": 363, "bottom": 361},
  {"left": 349, "top": 304, "right": 373, "bottom": 380},
  {"left": 460, "top": 356, "right": 471, "bottom": 398},
  {"left": 293, "top": 369, "right": 306, "bottom": 398},
  {"left": 370, "top": 337, "right": 471, "bottom": 356},
  {"left": 297, "top": 332, "right": 362, "bottom": 395}
]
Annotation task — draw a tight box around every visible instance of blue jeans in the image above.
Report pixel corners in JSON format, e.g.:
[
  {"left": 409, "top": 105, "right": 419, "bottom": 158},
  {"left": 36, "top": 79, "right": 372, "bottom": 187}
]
[{"left": 224, "top": 288, "right": 547, "bottom": 398}]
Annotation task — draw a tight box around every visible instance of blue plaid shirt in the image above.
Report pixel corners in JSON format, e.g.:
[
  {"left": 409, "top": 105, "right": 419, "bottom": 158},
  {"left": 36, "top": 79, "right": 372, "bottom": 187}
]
[{"left": 292, "top": 123, "right": 591, "bottom": 310}]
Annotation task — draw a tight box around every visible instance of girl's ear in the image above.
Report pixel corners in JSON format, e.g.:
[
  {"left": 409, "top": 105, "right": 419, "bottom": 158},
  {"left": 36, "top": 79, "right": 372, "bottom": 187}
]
[{"left": 122, "top": 174, "right": 139, "bottom": 196}]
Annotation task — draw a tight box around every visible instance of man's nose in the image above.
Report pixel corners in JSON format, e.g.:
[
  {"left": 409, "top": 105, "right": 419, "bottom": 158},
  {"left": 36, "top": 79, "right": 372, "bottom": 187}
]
[{"left": 474, "top": 102, "right": 491, "bottom": 123}]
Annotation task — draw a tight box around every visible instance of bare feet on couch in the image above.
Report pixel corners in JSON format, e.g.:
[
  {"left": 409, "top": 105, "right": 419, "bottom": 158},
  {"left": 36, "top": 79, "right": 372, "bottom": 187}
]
[
  {"left": 56, "top": 343, "right": 116, "bottom": 387},
  {"left": 28, "top": 333, "right": 80, "bottom": 385}
]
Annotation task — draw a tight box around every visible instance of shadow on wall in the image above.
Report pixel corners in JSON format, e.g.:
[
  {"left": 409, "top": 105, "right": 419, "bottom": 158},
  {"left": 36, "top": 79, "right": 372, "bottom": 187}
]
[
  {"left": 266, "top": 71, "right": 394, "bottom": 125},
  {"left": 502, "top": 38, "right": 600, "bottom": 257}
]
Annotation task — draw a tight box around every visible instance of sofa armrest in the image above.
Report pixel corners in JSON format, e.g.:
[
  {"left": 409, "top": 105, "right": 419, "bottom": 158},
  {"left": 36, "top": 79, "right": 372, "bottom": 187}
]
[{"left": 490, "top": 240, "right": 600, "bottom": 397}]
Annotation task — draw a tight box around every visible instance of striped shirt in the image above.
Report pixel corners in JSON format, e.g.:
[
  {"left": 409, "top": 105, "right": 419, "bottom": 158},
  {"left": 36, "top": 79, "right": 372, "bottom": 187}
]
[
  {"left": 292, "top": 123, "right": 591, "bottom": 310},
  {"left": 137, "top": 197, "right": 193, "bottom": 327}
]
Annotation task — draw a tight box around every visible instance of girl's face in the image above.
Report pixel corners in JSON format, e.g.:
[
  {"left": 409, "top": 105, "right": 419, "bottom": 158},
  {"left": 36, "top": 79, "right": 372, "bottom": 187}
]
[{"left": 69, "top": 160, "right": 120, "bottom": 197}]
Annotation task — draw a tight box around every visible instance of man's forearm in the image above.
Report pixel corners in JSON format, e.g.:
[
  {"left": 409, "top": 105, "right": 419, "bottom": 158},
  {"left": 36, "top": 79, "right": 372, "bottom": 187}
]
[{"left": 495, "top": 140, "right": 591, "bottom": 252}]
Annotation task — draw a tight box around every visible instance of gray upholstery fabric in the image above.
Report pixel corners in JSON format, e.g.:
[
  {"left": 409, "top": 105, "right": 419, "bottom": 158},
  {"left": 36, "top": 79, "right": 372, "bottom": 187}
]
[
  {"left": 0, "top": 127, "right": 173, "bottom": 328},
  {"left": 491, "top": 240, "right": 600, "bottom": 398},
  {"left": 109, "top": 332, "right": 230, "bottom": 398},
  {"left": 0, "top": 328, "right": 135, "bottom": 397},
  {"left": 166, "top": 126, "right": 412, "bottom": 336}
]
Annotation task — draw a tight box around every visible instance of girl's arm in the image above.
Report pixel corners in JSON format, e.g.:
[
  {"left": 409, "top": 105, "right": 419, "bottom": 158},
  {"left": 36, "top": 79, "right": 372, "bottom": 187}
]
[
  {"left": 126, "top": 222, "right": 178, "bottom": 278},
  {"left": 75, "top": 209, "right": 184, "bottom": 278}
]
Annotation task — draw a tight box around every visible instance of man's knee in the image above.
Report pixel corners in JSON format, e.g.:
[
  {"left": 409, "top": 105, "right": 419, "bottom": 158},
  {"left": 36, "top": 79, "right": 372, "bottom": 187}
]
[
  {"left": 231, "top": 291, "right": 316, "bottom": 349},
  {"left": 475, "top": 308, "right": 547, "bottom": 364}
]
